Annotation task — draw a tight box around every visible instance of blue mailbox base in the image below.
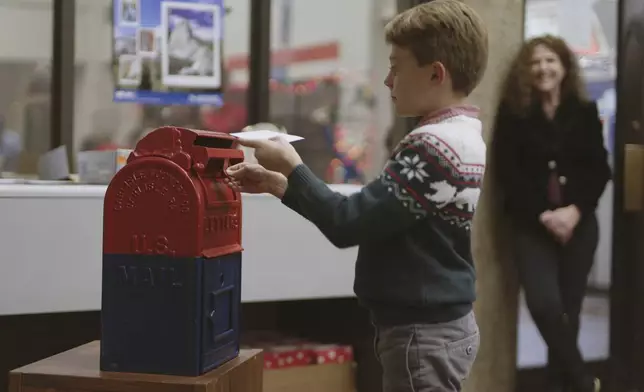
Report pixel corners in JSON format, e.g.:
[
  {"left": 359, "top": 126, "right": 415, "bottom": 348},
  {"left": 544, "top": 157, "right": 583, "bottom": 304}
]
[{"left": 100, "top": 252, "right": 242, "bottom": 376}]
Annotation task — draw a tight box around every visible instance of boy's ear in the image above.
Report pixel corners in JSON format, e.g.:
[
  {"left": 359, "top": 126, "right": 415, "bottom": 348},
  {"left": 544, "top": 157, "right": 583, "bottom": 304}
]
[{"left": 429, "top": 62, "right": 447, "bottom": 84}]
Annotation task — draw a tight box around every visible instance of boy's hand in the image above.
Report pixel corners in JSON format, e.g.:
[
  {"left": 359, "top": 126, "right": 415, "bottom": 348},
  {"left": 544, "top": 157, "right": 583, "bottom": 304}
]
[
  {"left": 225, "top": 162, "right": 288, "bottom": 198},
  {"left": 235, "top": 137, "right": 303, "bottom": 176}
]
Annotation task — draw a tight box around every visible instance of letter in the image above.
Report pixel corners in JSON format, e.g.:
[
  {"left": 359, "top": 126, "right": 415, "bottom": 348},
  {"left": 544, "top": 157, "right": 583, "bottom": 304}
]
[
  {"left": 131, "top": 234, "right": 147, "bottom": 253},
  {"left": 170, "top": 268, "right": 183, "bottom": 288},
  {"left": 155, "top": 236, "right": 169, "bottom": 255},
  {"left": 118, "top": 265, "right": 137, "bottom": 286},
  {"left": 131, "top": 185, "right": 143, "bottom": 197},
  {"left": 231, "top": 214, "right": 240, "bottom": 230},
  {"left": 118, "top": 265, "right": 129, "bottom": 284},
  {"left": 140, "top": 267, "right": 154, "bottom": 287}
]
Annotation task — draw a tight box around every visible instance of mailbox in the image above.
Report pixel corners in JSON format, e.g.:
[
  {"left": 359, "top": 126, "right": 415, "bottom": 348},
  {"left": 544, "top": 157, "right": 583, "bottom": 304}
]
[{"left": 100, "top": 126, "right": 244, "bottom": 376}]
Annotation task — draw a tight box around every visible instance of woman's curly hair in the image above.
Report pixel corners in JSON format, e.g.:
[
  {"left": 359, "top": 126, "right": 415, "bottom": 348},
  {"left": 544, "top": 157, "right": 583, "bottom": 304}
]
[{"left": 498, "top": 35, "right": 587, "bottom": 117}]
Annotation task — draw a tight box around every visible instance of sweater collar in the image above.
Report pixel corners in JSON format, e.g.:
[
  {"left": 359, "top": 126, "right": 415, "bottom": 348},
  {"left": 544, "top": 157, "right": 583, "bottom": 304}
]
[
  {"left": 405, "top": 105, "right": 482, "bottom": 139},
  {"left": 417, "top": 105, "right": 480, "bottom": 126}
]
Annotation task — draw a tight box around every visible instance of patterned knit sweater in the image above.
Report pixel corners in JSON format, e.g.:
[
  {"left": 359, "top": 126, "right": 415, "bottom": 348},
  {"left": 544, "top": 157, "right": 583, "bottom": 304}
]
[{"left": 282, "top": 106, "right": 486, "bottom": 325}]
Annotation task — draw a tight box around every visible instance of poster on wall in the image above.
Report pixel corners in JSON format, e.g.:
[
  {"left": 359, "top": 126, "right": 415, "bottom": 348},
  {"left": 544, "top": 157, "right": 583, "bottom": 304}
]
[{"left": 112, "top": 0, "right": 223, "bottom": 106}]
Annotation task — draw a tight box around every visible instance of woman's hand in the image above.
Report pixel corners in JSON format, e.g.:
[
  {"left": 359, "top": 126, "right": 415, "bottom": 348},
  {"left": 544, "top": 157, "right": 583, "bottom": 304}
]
[
  {"left": 225, "top": 162, "right": 288, "bottom": 198},
  {"left": 540, "top": 205, "right": 581, "bottom": 244}
]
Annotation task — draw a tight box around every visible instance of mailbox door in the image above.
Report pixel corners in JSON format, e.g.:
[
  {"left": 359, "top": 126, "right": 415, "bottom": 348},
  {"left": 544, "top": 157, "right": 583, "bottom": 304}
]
[{"left": 200, "top": 253, "right": 241, "bottom": 372}]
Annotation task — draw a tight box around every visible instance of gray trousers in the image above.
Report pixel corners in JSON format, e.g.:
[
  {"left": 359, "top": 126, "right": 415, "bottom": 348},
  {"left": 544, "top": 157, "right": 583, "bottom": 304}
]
[{"left": 374, "top": 311, "right": 479, "bottom": 392}]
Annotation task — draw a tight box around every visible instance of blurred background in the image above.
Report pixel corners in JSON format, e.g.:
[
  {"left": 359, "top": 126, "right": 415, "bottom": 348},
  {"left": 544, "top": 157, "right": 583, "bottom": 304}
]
[{"left": 2, "top": 1, "right": 644, "bottom": 392}]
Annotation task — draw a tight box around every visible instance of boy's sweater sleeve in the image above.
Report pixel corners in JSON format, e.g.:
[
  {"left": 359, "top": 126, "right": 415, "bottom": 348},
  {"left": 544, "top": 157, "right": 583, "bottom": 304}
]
[{"left": 281, "top": 136, "right": 478, "bottom": 248}]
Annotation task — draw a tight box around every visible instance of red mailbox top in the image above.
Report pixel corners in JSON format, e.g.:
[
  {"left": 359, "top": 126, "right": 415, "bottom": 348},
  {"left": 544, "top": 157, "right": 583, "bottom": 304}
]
[{"left": 103, "top": 126, "right": 244, "bottom": 259}]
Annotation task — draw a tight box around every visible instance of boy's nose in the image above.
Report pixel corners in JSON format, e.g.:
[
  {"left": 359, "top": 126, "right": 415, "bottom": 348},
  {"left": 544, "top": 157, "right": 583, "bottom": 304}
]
[{"left": 384, "top": 73, "right": 393, "bottom": 89}]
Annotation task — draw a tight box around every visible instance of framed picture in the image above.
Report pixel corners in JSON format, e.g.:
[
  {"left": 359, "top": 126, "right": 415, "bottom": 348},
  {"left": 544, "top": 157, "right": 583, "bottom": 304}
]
[
  {"left": 118, "top": 54, "right": 142, "bottom": 86},
  {"left": 111, "top": 0, "right": 224, "bottom": 105},
  {"left": 137, "top": 28, "right": 158, "bottom": 57},
  {"left": 114, "top": 26, "right": 137, "bottom": 56},
  {"left": 160, "top": 1, "right": 222, "bottom": 89},
  {"left": 118, "top": 0, "right": 140, "bottom": 26}
]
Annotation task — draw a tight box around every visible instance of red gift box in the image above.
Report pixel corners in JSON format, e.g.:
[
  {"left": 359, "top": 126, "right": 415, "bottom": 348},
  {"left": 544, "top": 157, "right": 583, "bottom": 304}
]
[
  {"left": 309, "top": 344, "right": 354, "bottom": 365},
  {"left": 242, "top": 332, "right": 355, "bottom": 369},
  {"left": 263, "top": 345, "right": 314, "bottom": 369}
]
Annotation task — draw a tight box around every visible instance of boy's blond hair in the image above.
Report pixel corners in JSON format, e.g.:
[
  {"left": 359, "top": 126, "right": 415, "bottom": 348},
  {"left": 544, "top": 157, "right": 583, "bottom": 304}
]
[{"left": 385, "top": 0, "right": 488, "bottom": 95}]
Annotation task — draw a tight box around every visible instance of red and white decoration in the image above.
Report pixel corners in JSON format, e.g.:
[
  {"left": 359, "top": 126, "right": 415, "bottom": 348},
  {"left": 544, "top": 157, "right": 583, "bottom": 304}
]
[{"left": 242, "top": 333, "right": 354, "bottom": 370}]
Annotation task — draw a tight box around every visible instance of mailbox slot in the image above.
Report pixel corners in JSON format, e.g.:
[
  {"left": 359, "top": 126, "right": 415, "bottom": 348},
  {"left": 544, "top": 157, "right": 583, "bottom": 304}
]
[{"left": 194, "top": 136, "right": 235, "bottom": 149}]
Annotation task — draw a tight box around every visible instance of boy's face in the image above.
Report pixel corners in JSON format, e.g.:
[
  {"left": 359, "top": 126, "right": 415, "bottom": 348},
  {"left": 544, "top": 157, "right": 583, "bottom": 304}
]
[{"left": 385, "top": 45, "right": 445, "bottom": 117}]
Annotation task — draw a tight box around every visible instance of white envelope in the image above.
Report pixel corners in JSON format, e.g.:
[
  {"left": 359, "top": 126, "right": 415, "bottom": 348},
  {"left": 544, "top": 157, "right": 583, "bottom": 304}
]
[{"left": 230, "top": 130, "right": 304, "bottom": 143}]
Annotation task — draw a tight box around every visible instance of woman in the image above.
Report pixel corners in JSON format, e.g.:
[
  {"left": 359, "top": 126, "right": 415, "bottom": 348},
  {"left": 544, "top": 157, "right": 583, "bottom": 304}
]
[{"left": 492, "top": 35, "right": 611, "bottom": 392}]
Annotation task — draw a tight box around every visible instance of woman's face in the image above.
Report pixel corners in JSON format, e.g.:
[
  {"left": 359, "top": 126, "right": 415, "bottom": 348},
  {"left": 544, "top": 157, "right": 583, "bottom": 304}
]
[{"left": 530, "top": 44, "right": 566, "bottom": 94}]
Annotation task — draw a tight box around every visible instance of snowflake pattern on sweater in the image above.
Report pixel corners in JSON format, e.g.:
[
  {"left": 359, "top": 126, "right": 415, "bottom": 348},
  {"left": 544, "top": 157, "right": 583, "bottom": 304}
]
[{"left": 380, "top": 113, "right": 486, "bottom": 230}]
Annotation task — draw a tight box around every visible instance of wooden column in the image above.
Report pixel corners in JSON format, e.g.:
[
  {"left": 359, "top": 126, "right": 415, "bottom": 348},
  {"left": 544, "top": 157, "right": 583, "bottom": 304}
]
[{"left": 462, "top": 0, "right": 524, "bottom": 391}]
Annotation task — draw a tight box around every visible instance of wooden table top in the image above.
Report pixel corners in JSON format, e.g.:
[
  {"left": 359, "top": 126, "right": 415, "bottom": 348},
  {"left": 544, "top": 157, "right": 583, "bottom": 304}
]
[{"left": 10, "top": 341, "right": 263, "bottom": 391}]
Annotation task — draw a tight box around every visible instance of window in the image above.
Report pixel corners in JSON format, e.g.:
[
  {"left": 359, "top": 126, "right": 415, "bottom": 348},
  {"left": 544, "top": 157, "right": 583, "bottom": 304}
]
[
  {"left": 72, "top": 0, "right": 393, "bottom": 184},
  {"left": 74, "top": 0, "right": 250, "bottom": 153},
  {"left": 267, "top": 0, "right": 393, "bottom": 184},
  {"left": 0, "top": 0, "right": 54, "bottom": 175}
]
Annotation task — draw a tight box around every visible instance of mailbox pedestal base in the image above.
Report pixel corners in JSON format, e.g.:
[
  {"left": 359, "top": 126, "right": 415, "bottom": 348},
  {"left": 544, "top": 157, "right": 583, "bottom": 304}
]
[{"left": 9, "top": 341, "right": 263, "bottom": 392}]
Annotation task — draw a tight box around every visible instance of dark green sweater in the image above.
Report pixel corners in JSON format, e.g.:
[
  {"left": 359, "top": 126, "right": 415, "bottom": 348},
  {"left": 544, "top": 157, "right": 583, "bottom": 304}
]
[{"left": 281, "top": 113, "right": 486, "bottom": 325}]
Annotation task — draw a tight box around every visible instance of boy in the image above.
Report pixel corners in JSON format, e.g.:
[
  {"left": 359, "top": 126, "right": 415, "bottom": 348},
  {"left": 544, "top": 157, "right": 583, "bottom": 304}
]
[{"left": 227, "top": 1, "right": 488, "bottom": 390}]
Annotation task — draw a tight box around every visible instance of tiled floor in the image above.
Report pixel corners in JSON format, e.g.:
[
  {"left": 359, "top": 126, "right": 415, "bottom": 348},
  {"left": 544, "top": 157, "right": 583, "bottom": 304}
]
[{"left": 517, "top": 293, "right": 610, "bottom": 368}]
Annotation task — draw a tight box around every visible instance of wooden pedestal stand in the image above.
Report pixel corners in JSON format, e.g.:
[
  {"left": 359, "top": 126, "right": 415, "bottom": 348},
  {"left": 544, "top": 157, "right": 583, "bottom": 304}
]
[{"left": 8, "top": 341, "right": 263, "bottom": 392}]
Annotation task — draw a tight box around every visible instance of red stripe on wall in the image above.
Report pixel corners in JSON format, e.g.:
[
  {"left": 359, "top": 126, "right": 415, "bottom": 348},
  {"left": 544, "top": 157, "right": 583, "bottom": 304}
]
[
  {"left": 575, "top": 32, "right": 600, "bottom": 55},
  {"left": 225, "top": 42, "right": 339, "bottom": 70}
]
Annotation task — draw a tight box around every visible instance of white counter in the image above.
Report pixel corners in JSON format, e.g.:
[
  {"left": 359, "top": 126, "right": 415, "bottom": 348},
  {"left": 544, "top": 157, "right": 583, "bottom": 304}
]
[{"left": 0, "top": 183, "right": 361, "bottom": 316}]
